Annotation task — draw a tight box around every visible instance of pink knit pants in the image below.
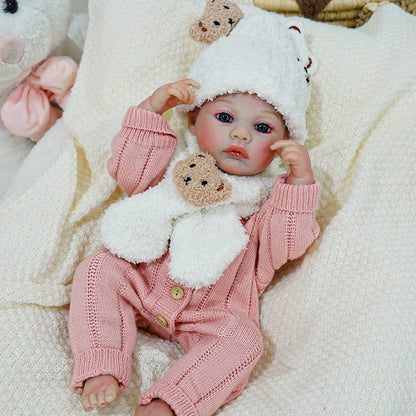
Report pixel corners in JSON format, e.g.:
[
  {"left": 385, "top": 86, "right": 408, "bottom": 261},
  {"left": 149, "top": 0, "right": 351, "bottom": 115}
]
[{"left": 69, "top": 248, "right": 263, "bottom": 416}]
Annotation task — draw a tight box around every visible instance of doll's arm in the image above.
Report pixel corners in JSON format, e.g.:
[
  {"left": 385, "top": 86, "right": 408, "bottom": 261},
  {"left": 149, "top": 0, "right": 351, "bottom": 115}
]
[
  {"left": 108, "top": 79, "right": 200, "bottom": 195},
  {"left": 108, "top": 107, "right": 177, "bottom": 195},
  {"left": 254, "top": 175, "right": 320, "bottom": 293},
  {"left": 138, "top": 78, "right": 199, "bottom": 114},
  {"left": 270, "top": 139, "right": 314, "bottom": 185}
]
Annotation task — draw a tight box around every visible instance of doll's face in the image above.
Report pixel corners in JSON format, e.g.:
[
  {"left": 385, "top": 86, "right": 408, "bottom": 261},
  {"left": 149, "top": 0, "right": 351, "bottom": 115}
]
[{"left": 188, "top": 93, "right": 287, "bottom": 175}]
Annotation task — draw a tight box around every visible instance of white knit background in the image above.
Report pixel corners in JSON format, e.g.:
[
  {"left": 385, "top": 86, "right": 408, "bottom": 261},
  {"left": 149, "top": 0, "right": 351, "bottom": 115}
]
[{"left": 0, "top": 1, "right": 415, "bottom": 415}]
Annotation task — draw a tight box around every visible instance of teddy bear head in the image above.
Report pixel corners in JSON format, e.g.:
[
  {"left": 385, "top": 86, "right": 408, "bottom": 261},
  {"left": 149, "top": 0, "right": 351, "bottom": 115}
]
[
  {"left": 0, "top": 0, "right": 72, "bottom": 95},
  {"left": 173, "top": 152, "right": 232, "bottom": 207},
  {"left": 189, "top": 0, "right": 244, "bottom": 44}
]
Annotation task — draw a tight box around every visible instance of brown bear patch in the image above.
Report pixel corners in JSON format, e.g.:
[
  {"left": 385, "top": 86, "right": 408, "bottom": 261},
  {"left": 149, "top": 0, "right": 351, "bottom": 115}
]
[
  {"left": 189, "top": 0, "right": 244, "bottom": 44},
  {"left": 173, "top": 152, "right": 232, "bottom": 207}
]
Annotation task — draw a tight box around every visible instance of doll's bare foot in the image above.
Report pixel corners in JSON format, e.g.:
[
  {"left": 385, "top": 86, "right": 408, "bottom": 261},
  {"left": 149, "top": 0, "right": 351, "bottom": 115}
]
[
  {"left": 81, "top": 374, "right": 120, "bottom": 412},
  {"left": 135, "top": 399, "right": 175, "bottom": 416}
]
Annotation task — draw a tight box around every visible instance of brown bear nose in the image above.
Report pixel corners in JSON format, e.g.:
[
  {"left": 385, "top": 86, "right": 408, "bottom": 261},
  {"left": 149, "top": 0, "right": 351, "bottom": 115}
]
[{"left": 184, "top": 177, "right": 192, "bottom": 185}]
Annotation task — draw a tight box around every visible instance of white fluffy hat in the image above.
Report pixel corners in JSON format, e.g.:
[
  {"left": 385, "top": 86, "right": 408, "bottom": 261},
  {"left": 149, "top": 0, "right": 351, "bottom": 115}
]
[{"left": 182, "top": 12, "right": 317, "bottom": 144}]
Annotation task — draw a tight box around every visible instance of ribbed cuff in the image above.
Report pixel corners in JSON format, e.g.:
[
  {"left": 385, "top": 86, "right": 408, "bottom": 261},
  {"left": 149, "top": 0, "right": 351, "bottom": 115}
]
[
  {"left": 123, "top": 106, "right": 174, "bottom": 134},
  {"left": 140, "top": 380, "right": 198, "bottom": 416},
  {"left": 271, "top": 174, "right": 320, "bottom": 213},
  {"left": 119, "top": 107, "right": 177, "bottom": 149},
  {"left": 71, "top": 348, "right": 132, "bottom": 394}
]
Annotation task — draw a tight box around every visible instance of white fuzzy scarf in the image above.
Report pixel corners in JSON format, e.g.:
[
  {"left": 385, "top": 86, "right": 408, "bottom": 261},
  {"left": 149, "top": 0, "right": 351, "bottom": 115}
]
[{"left": 101, "top": 131, "right": 277, "bottom": 289}]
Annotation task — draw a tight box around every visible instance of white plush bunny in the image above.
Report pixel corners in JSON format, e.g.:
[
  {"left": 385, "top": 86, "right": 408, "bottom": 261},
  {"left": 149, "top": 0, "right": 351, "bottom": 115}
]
[{"left": 0, "top": 0, "right": 88, "bottom": 198}]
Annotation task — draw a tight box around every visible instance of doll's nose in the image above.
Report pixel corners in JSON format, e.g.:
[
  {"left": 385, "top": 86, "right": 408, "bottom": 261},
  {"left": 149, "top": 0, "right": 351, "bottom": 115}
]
[
  {"left": 230, "top": 124, "right": 251, "bottom": 142},
  {"left": 0, "top": 33, "right": 25, "bottom": 64}
]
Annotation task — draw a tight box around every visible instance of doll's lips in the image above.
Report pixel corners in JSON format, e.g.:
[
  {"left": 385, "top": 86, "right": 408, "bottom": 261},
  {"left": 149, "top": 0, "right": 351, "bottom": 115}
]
[{"left": 224, "top": 146, "right": 248, "bottom": 159}]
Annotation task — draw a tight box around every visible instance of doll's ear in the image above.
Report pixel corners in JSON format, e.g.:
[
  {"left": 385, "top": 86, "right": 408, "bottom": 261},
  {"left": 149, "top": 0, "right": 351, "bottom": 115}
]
[{"left": 187, "top": 108, "right": 199, "bottom": 134}]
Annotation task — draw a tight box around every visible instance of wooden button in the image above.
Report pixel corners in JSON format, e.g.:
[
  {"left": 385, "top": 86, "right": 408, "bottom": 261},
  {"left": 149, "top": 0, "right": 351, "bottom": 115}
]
[
  {"left": 156, "top": 316, "right": 168, "bottom": 327},
  {"left": 171, "top": 286, "right": 184, "bottom": 300}
]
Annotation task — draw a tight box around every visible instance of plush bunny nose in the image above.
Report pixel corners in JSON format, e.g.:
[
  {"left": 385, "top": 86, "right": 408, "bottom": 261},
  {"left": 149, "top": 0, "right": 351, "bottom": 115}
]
[{"left": 0, "top": 33, "right": 25, "bottom": 64}]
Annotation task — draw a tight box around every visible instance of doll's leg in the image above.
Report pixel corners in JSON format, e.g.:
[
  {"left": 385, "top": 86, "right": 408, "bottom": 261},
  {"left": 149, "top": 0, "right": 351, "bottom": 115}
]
[
  {"left": 139, "top": 313, "right": 263, "bottom": 416},
  {"left": 68, "top": 248, "right": 139, "bottom": 410}
]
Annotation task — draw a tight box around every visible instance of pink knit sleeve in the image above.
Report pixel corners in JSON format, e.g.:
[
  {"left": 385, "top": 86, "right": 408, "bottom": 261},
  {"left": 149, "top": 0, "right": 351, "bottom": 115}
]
[
  {"left": 255, "top": 174, "right": 320, "bottom": 293},
  {"left": 108, "top": 107, "right": 177, "bottom": 195}
]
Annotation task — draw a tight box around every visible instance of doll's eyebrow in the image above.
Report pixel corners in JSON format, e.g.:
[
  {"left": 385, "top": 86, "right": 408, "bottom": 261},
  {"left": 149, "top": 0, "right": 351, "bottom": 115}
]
[
  {"left": 263, "top": 110, "right": 281, "bottom": 118},
  {"left": 213, "top": 97, "right": 233, "bottom": 105}
]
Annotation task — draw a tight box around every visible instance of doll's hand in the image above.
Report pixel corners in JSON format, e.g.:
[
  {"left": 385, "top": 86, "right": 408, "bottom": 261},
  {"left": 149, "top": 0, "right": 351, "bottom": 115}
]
[
  {"left": 270, "top": 140, "right": 314, "bottom": 185},
  {"left": 138, "top": 78, "right": 200, "bottom": 115}
]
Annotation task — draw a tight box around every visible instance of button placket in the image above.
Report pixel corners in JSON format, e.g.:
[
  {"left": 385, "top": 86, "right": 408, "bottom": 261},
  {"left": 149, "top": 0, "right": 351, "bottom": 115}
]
[{"left": 153, "top": 283, "right": 189, "bottom": 330}]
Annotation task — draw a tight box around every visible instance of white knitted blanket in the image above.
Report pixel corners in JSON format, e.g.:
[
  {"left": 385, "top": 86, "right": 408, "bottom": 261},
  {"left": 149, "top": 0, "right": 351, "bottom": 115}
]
[{"left": 1, "top": 1, "right": 415, "bottom": 415}]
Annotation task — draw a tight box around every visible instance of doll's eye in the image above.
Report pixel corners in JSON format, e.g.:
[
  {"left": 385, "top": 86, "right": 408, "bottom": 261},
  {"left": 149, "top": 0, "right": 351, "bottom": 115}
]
[
  {"left": 189, "top": 163, "right": 196, "bottom": 168},
  {"left": 255, "top": 123, "right": 271, "bottom": 134},
  {"left": 216, "top": 112, "right": 232, "bottom": 123},
  {"left": 3, "top": 0, "right": 18, "bottom": 13}
]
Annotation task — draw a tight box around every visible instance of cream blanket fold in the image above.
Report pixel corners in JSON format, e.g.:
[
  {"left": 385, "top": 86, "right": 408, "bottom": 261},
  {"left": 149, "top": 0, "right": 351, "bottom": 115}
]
[{"left": 0, "top": 1, "right": 415, "bottom": 415}]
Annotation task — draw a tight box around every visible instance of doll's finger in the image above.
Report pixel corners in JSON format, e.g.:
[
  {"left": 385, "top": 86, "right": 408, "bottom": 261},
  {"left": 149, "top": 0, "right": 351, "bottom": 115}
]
[
  {"left": 170, "top": 79, "right": 199, "bottom": 95},
  {"left": 269, "top": 139, "right": 296, "bottom": 151},
  {"left": 167, "top": 84, "right": 194, "bottom": 104},
  {"left": 181, "top": 79, "right": 200, "bottom": 102},
  {"left": 281, "top": 151, "right": 301, "bottom": 165},
  {"left": 165, "top": 88, "right": 188, "bottom": 106},
  {"left": 181, "top": 78, "right": 200, "bottom": 89},
  {"left": 178, "top": 79, "right": 200, "bottom": 102},
  {"left": 270, "top": 140, "right": 293, "bottom": 158},
  {"left": 182, "top": 86, "right": 196, "bottom": 103}
]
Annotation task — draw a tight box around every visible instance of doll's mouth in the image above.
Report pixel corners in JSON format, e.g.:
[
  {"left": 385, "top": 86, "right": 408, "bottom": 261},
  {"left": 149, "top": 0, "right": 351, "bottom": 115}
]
[{"left": 224, "top": 146, "right": 248, "bottom": 159}]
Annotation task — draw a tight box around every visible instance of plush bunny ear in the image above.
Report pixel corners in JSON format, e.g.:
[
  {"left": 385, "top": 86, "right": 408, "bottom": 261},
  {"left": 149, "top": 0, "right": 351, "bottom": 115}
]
[{"left": 287, "top": 21, "right": 318, "bottom": 82}]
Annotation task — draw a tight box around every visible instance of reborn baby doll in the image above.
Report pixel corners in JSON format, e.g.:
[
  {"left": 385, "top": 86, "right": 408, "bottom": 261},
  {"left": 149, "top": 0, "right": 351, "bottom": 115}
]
[{"left": 69, "top": 12, "right": 320, "bottom": 416}]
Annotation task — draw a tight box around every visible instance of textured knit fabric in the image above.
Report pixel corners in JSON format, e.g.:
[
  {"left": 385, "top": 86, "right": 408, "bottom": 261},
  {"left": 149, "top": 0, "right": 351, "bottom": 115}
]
[{"left": 68, "top": 106, "right": 320, "bottom": 416}]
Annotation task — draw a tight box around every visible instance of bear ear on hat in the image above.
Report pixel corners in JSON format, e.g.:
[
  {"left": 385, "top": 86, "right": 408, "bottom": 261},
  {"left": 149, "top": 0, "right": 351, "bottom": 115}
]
[{"left": 287, "top": 21, "right": 318, "bottom": 81}]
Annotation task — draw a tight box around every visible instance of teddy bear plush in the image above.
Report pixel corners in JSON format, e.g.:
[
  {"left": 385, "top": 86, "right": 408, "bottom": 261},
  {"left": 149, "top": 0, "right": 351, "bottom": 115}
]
[{"left": 0, "top": 0, "right": 88, "bottom": 198}]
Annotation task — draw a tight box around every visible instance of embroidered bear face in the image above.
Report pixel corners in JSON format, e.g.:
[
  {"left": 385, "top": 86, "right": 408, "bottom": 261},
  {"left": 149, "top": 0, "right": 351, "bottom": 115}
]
[
  {"left": 173, "top": 152, "right": 232, "bottom": 207},
  {"left": 189, "top": 0, "right": 244, "bottom": 44}
]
